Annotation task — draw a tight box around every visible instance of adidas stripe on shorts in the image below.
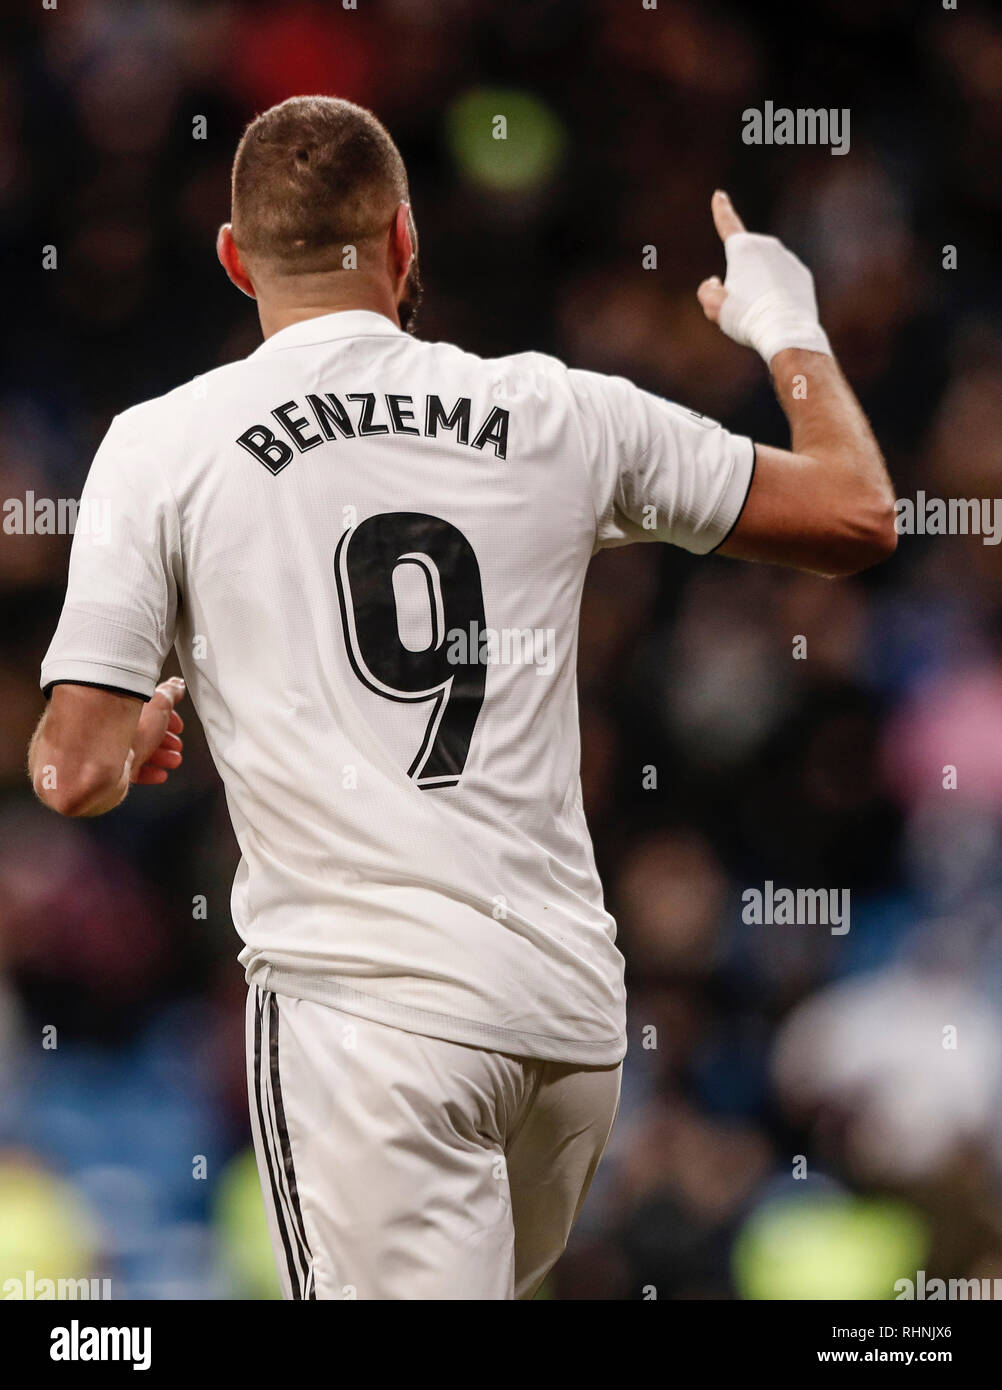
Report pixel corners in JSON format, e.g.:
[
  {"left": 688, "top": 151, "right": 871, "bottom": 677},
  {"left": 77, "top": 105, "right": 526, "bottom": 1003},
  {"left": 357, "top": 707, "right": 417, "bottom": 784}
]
[{"left": 246, "top": 984, "right": 622, "bottom": 1300}]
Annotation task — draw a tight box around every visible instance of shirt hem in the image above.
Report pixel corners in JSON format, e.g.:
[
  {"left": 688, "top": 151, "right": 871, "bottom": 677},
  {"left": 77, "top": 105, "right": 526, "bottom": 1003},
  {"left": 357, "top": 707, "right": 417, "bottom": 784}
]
[{"left": 254, "top": 965, "right": 627, "bottom": 1066}]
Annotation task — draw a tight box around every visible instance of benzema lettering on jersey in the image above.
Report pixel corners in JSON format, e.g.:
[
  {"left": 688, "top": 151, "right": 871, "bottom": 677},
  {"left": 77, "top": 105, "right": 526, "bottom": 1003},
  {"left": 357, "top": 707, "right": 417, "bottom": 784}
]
[{"left": 236, "top": 392, "right": 510, "bottom": 474}]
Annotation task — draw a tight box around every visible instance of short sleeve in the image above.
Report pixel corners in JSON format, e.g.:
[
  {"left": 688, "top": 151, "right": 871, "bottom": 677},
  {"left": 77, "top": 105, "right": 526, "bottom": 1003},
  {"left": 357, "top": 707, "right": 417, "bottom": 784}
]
[
  {"left": 40, "top": 411, "right": 181, "bottom": 699},
  {"left": 568, "top": 368, "right": 756, "bottom": 554}
]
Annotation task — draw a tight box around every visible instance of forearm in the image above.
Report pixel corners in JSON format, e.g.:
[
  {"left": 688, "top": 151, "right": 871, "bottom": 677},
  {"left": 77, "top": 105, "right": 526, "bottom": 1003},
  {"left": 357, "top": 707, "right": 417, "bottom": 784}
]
[
  {"left": 28, "top": 679, "right": 184, "bottom": 816},
  {"left": 29, "top": 704, "right": 134, "bottom": 817},
  {"left": 770, "top": 348, "right": 895, "bottom": 507},
  {"left": 719, "top": 348, "right": 898, "bottom": 575}
]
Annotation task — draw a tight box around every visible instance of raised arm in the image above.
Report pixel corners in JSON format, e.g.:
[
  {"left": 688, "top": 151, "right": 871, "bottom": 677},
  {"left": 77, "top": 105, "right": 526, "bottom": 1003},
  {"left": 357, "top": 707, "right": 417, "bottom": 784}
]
[{"left": 697, "top": 191, "right": 897, "bottom": 577}]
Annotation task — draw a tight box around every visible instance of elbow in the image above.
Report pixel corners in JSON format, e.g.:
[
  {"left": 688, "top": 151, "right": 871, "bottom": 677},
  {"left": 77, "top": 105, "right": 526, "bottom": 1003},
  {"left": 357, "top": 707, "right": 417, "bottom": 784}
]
[
  {"left": 848, "top": 498, "right": 898, "bottom": 573},
  {"left": 824, "top": 491, "right": 898, "bottom": 577}
]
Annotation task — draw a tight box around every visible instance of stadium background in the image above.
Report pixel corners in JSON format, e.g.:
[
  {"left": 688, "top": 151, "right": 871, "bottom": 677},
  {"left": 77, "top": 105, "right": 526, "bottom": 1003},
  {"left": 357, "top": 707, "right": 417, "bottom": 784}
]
[{"left": 2, "top": 0, "right": 1002, "bottom": 1299}]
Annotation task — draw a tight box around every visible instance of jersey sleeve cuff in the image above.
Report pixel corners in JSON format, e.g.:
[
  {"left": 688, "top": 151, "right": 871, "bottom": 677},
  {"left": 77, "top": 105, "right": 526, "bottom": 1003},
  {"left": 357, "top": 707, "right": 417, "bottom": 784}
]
[
  {"left": 704, "top": 435, "right": 757, "bottom": 555},
  {"left": 40, "top": 660, "right": 156, "bottom": 702}
]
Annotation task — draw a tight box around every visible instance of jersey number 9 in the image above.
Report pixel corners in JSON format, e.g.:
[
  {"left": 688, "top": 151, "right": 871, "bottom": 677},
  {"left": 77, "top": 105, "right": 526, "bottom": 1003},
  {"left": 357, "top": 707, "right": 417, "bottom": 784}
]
[{"left": 335, "top": 512, "right": 487, "bottom": 789}]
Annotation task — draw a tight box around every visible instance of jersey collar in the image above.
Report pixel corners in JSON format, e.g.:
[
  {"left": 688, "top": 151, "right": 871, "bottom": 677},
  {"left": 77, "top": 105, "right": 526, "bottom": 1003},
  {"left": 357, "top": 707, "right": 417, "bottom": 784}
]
[{"left": 252, "top": 309, "right": 404, "bottom": 355}]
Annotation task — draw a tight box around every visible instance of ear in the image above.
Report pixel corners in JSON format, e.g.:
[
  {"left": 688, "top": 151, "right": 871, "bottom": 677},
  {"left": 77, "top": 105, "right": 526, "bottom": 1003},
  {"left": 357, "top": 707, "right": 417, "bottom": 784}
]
[
  {"left": 216, "top": 224, "right": 257, "bottom": 299},
  {"left": 390, "top": 202, "right": 415, "bottom": 282}
]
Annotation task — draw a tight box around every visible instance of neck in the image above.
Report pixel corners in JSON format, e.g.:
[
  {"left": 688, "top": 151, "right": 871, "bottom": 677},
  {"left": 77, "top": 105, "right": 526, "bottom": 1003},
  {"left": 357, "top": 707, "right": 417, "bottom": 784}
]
[{"left": 256, "top": 273, "right": 400, "bottom": 340}]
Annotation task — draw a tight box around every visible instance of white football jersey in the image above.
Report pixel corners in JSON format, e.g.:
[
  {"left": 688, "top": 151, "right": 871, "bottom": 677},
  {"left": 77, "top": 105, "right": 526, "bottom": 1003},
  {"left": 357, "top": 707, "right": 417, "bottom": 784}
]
[{"left": 41, "top": 310, "right": 754, "bottom": 1064}]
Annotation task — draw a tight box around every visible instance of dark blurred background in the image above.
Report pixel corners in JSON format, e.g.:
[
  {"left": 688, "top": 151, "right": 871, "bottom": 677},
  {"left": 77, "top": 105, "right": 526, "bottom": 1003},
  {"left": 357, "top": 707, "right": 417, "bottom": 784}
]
[{"left": 2, "top": 0, "right": 1002, "bottom": 1299}]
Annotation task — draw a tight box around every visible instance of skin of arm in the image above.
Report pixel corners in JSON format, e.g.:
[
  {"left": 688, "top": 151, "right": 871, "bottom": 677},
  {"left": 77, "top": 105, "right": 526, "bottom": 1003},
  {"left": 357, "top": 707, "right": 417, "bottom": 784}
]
[
  {"left": 720, "top": 349, "right": 898, "bottom": 576},
  {"left": 699, "top": 192, "right": 898, "bottom": 577},
  {"left": 28, "top": 677, "right": 186, "bottom": 817}
]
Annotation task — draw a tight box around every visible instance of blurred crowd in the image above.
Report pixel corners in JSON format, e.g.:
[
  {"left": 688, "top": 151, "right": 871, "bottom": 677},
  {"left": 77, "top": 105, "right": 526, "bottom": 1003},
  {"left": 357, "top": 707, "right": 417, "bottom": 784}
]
[{"left": 2, "top": 0, "right": 1002, "bottom": 1299}]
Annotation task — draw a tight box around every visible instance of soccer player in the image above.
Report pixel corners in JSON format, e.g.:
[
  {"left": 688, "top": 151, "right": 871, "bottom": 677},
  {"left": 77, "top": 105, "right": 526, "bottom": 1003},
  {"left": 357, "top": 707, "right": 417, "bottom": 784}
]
[{"left": 28, "top": 97, "right": 896, "bottom": 1300}]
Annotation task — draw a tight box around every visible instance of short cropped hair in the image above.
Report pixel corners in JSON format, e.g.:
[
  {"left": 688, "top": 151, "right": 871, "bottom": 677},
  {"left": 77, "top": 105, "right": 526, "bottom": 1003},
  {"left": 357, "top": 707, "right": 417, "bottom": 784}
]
[{"left": 231, "top": 96, "right": 409, "bottom": 273}]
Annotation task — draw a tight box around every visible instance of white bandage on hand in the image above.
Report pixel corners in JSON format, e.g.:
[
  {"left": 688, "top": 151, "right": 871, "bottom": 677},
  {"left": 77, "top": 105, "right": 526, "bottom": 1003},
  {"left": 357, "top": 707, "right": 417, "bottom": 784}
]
[{"left": 718, "top": 232, "right": 832, "bottom": 365}]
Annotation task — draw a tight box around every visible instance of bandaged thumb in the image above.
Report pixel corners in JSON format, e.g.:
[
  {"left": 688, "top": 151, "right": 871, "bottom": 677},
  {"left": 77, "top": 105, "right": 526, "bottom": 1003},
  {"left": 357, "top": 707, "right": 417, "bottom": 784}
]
[{"left": 718, "top": 232, "right": 831, "bottom": 364}]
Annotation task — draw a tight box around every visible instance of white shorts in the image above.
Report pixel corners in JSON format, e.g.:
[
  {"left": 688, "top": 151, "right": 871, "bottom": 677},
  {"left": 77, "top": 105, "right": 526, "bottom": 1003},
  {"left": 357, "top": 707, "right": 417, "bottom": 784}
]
[{"left": 246, "top": 984, "right": 622, "bottom": 1300}]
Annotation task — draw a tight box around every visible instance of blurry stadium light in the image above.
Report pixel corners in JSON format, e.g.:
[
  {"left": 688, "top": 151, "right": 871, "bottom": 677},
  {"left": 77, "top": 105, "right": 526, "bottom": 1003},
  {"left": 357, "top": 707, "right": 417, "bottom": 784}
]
[
  {"left": 213, "top": 1148, "right": 282, "bottom": 1300},
  {"left": 0, "top": 1158, "right": 102, "bottom": 1295},
  {"left": 445, "top": 88, "right": 566, "bottom": 193},
  {"left": 733, "top": 1193, "right": 928, "bottom": 1301}
]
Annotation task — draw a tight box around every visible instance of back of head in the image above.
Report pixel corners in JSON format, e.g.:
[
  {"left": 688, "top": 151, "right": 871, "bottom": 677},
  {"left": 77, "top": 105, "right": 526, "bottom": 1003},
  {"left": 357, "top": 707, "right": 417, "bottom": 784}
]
[{"left": 231, "top": 95, "right": 410, "bottom": 277}]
